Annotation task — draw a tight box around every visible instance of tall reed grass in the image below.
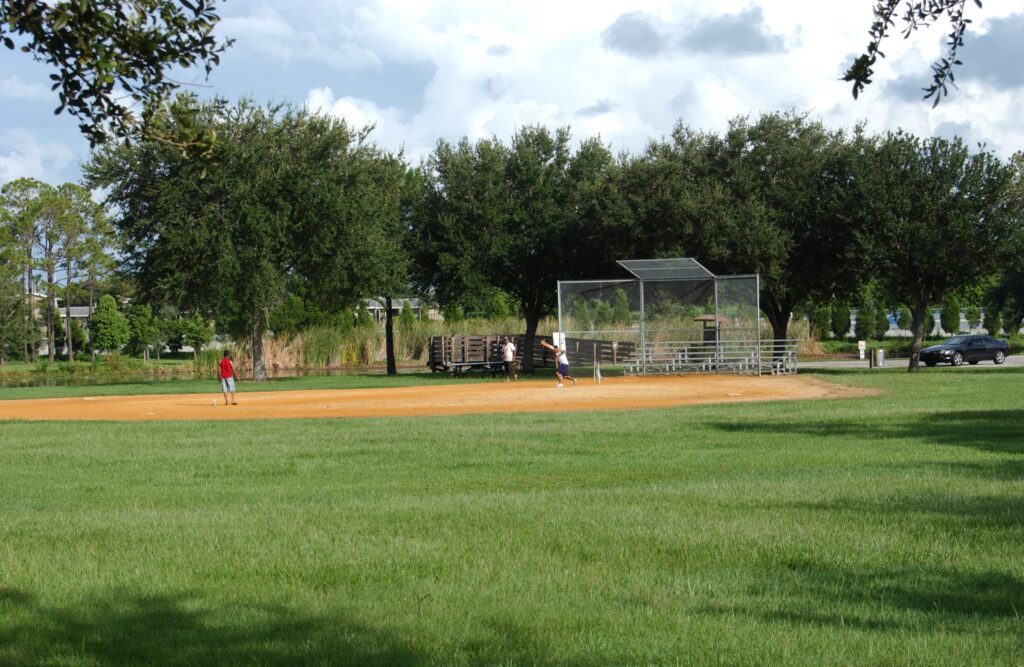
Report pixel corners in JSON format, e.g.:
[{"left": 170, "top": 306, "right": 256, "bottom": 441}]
[{"left": 217, "top": 316, "right": 560, "bottom": 372}]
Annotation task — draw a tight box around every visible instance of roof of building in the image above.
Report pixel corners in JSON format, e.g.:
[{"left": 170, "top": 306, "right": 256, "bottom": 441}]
[
  {"left": 366, "top": 297, "right": 431, "bottom": 310},
  {"left": 58, "top": 306, "right": 94, "bottom": 318},
  {"left": 617, "top": 257, "right": 715, "bottom": 281}
]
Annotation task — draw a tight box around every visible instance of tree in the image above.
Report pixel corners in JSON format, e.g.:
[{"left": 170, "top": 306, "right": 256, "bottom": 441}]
[
  {"left": 645, "top": 113, "right": 865, "bottom": 348},
  {"left": 87, "top": 99, "right": 403, "bottom": 380},
  {"left": 594, "top": 300, "right": 614, "bottom": 328},
  {"left": 831, "top": 302, "right": 852, "bottom": 339},
  {"left": 897, "top": 304, "right": 912, "bottom": 335},
  {"left": 856, "top": 132, "right": 1020, "bottom": 371},
  {"left": 854, "top": 300, "right": 876, "bottom": 341},
  {"left": 68, "top": 319, "right": 87, "bottom": 356},
  {"left": 612, "top": 289, "right": 632, "bottom": 324},
  {"left": 844, "top": 0, "right": 983, "bottom": 105},
  {"left": 269, "top": 295, "right": 306, "bottom": 337},
  {"left": 412, "top": 127, "right": 629, "bottom": 372},
  {"left": 0, "top": 1, "right": 231, "bottom": 149},
  {"left": 53, "top": 183, "right": 104, "bottom": 363},
  {"left": 809, "top": 303, "right": 832, "bottom": 339},
  {"left": 940, "top": 294, "right": 961, "bottom": 334},
  {"left": 182, "top": 314, "right": 213, "bottom": 359},
  {"left": 398, "top": 300, "right": 416, "bottom": 330},
  {"left": 126, "top": 303, "right": 158, "bottom": 361},
  {"left": 442, "top": 304, "right": 464, "bottom": 323},
  {"left": 874, "top": 307, "right": 891, "bottom": 341},
  {"left": 33, "top": 184, "right": 65, "bottom": 362},
  {"left": 51, "top": 308, "right": 66, "bottom": 356},
  {"left": 0, "top": 178, "right": 47, "bottom": 362},
  {"left": 89, "top": 294, "right": 128, "bottom": 353},
  {"left": 0, "top": 220, "right": 23, "bottom": 361},
  {"left": 983, "top": 303, "right": 1002, "bottom": 335},
  {"left": 964, "top": 304, "right": 981, "bottom": 332},
  {"left": 484, "top": 291, "right": 512, "bottom": 320}
]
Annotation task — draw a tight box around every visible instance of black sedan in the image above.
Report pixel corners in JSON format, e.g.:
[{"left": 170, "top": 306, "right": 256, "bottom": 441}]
[{"left": 920, "top": 335, "right": 1009, "bottom": 367}]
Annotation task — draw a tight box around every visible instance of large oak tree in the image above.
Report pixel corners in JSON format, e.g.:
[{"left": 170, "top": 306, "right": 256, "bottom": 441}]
[
  {"left": 855, "top": 132, "right": 1021, "bottom": 371},
  {"left": 410, "top": 126, "right": 628, "bottom": 372},
  {"left": 87, "top": 98, "right": 405, "bottom": 379}
]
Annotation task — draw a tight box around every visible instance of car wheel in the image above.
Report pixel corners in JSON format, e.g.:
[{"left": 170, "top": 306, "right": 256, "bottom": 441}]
[
  {"left": 951, "top": 352, "right": 964, "bottom": 366},
  {"left": 994, "top": 351, "right": 1006, "bottom": 365},
  {"left": 925, "top": 361, "right": 937, "bottom": 367}
]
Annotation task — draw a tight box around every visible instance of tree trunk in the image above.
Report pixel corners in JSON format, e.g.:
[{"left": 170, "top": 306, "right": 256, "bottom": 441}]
[
  {"left": 65, "top": 260, "right": 74, "bottom": 363},
  {"left": 25, "top": 242, "right": 35, "bottom": 363},
  {"left": 907, "top": 297, "right": 928, "bottom": 373},
  {"left": 47, "top": 269, "right": 55, "bottom": 363},
  {"left": 252, "top": 312, "right": 267, "bottom": 381},
  {"left": 88, "top": 278, "right": 95, "bottom": 362},
  {"left": 23, "top": 260, "right": 31, "bottom": 362},
  {"left": 385, "top": 296, "right": 397, "bottom": 376},
  {"left": 762, "top": 295, "right": 792, "bottom": 361},
  {"left": 522, "top": 311, "right": 540, "bottom": 373}
]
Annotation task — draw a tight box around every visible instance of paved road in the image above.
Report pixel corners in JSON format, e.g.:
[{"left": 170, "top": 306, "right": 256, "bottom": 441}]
[{"left": 800, "top": 355, "right": 1023, "bottom": 370}]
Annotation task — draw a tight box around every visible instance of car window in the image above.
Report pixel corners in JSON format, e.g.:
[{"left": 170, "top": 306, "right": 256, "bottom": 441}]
[{"left": 946, "top": 336, "right": 967, "bottom": 345}]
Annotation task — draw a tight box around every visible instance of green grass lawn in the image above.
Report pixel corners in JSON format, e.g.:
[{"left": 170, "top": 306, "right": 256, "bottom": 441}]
[{"left": 1, "top": 370, "right": 1022, "bottom": 665}]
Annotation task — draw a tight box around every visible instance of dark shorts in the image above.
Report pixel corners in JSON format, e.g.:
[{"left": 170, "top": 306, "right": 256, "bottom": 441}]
[
  {"left": 557, "top": 363, "right": 571, "bottom": 376},
  {"left": 504, "top": 360, "right": 514, "bottom": 376}
]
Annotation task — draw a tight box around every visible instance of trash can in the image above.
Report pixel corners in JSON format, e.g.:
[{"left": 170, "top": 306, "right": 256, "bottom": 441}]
[{"left": 870, "top": 348, "right": 885, "bottom": 368}]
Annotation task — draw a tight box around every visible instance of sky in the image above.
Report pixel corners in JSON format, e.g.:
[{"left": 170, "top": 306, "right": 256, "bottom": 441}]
[{"left": 2, "top": 0, "right": 1024, "bottom": 185}]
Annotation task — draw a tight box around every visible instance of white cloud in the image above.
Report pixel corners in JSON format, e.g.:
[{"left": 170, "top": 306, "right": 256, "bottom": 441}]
[
  {"left": 0, "top": 130, "right": 77, "bottom": 183},
  {"left": 292, "top": 0, "right": 1022, "bottom": 160},
  {"left": 217, "top": 5, "right": 380, "bottom": 68},
  {"left": 0, "top": 75, "right": 51, "bottom": 100}
]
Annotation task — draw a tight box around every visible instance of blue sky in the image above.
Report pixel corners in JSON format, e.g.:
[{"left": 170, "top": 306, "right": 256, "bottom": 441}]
[{"left": 2, "top": 0, "right": 1023, "bottom": 186}]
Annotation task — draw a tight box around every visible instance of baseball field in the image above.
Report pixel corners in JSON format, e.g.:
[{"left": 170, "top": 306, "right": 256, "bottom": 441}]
[{"left": 1, "top": 369, "right": 1022, "bottom": 665}]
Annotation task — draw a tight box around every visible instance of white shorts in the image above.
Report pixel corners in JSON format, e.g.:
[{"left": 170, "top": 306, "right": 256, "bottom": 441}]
[{"left": 220, "top": 377, "right": 235, "bottom": 393}]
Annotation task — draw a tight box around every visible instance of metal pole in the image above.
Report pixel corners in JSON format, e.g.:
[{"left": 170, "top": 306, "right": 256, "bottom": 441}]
[
  {"left": 639, "top": 280, "right": 646, "bottom": 376},
  {"left": 713, "top": 278, "right": 720, "bottom": 374},
  {"left": 556, "top": 281, "right": 563, "bottom": 338},
  {"left": 755, "top": 274, "right": 762, "bottom": 377}
]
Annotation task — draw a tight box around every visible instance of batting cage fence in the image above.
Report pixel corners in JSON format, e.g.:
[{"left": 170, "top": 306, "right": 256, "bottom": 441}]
[{"left": 557, "top": 258, "right": 797, "bottom": 376}]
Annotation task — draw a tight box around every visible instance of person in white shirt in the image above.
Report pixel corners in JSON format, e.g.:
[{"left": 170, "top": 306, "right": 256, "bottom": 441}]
[
  {"left": 540, "top": 338, "right": 576, "bottom": 387},
  {"left": 501, "top": 336, "right": 518, "bottom": 382}
]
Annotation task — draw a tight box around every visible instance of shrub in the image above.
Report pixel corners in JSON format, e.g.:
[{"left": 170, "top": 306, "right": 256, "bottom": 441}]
[
  {"left": 398, "top": 300, "right": 417, "bottom": 330},
  {"left": 831, "top": 303, "right": 851, "bottom": 339},
  {"left": 89, "top": 295, "right": 130, "bottom": 353},
  {"left": 441, "top": 303, "right": 463, "bottom": 323},
  {"left": 873, "top": 308, "right": 890, "bottom": 341},
  {"left": 612, "top": 289, "right": 632, "bottom": 324},
  {"left": 854, "top": 301, "right": 875, "bottom": 341},
  {"left": 984, "top": 305, "right": 1002, "bottom": 335},
  {"left": 940, "top": 295, "right": 961, "bottom": 334},
  {"left": 896, "top": 304, "right": 912, "bottom": 333},
  {"left": 963, "top": 305, "right": 981, "bottom": 332},
  {"left": 182, "top": 315, "right": 214, "bottom": 358},
  {"left": 809, "top": 304, "right": 831, "bottom": 339}
]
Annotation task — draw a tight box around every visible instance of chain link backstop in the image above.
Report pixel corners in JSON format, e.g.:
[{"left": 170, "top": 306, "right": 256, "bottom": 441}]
[{"left": 557, "top": 258, "right": 797, "bottom": 376}]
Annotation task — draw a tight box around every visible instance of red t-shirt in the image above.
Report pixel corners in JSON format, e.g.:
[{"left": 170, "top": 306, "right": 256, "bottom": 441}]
[{"left": 219, "top": 357, "right": 234, "bottom": 379}]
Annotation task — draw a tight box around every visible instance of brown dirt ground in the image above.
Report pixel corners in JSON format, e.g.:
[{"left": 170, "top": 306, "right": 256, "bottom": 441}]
[{"left": 0, "top": 374, "right": 871, "bottom": 422}]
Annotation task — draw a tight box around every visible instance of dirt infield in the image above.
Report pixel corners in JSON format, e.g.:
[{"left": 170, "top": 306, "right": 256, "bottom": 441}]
[{"left": 0, "top": 374, "right": 869, "bottom": 422}]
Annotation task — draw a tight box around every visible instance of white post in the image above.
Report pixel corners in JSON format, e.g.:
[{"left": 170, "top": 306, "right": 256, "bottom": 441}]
[
  {"left": 713, "top": 278, "right": 720, "bottom": 374},
  {"left": 755, "top": 274, "right": 762, "bottom": 377},
  {"left": 556, "top": 281, "right": 563, "bottom": 337},
  {"left": 639, "top": 280, "right": 646, "bottom": 376}
]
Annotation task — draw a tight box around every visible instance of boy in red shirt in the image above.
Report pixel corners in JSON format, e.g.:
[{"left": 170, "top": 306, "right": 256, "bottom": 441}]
[{"left": 219, "top": 350, "right": 239, "bottom": 405}]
